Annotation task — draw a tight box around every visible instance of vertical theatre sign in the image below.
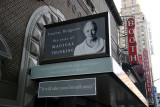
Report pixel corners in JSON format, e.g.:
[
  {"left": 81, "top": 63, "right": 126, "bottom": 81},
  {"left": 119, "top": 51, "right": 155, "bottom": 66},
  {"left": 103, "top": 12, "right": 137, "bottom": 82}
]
[
  {"left": 143, "top": 50, "right": 152, "bottom": 95},
  {"left": 127, "top": 18, "right": 138, "bottom": 64}
]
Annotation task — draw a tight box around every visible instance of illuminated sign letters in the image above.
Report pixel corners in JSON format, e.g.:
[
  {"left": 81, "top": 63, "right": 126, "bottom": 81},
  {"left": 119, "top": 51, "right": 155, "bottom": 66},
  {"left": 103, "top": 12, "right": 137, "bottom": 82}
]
[
  {"left": 127, "top": 18, "right": 138, "bottom": 64},
  {"left": 143, "top": 50, "right": 152, "bottom": 95}
]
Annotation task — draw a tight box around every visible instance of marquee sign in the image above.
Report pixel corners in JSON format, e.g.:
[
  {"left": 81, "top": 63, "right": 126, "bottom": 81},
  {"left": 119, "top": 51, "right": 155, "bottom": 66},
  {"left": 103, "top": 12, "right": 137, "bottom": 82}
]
[
  {"left": 143, "top": 49, "right": 152, "bottom": 95},
  {"left": 38, "top": 78, "right": 96, "bottom": 98},
  {"left": 31, "top": 57, "right": 112, "bottom": 79},
  {"left": 40, "top": 12, "right": 109, "bottom": 64},
  {"left": 127, "top": 18, "right": 138, "bottom": 64}
]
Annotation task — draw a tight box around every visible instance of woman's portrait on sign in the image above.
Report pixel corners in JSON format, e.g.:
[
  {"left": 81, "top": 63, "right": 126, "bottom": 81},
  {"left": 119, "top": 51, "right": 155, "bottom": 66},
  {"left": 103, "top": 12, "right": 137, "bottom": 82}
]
[
  {"left": 74, "top": 20, "right": 106, "bottom": 56},
  {"left": 41, "top": 13, "right": 108, "bottom": 64}
]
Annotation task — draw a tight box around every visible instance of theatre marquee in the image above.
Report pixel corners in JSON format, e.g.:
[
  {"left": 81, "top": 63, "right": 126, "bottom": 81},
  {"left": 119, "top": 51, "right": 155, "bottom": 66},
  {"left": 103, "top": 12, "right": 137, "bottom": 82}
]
[{"left": 40, "top": 12, "right": 110, "bottom": 64}]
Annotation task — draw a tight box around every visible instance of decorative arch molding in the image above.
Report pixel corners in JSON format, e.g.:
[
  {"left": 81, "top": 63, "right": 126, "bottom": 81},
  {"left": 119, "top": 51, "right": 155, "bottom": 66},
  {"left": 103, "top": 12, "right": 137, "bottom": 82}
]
[
  {"left": 0, "top": 34, "right": 12, "bottom": 60},
  {"left": 18, "top": 6, "right": 65, "bottom": 106}
]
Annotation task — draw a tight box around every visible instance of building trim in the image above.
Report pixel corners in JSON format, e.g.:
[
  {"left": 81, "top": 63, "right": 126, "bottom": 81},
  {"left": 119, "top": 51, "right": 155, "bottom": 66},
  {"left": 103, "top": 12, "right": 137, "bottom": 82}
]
[{"left": 105, "top": 0, "right": 122, "bottom": 26}]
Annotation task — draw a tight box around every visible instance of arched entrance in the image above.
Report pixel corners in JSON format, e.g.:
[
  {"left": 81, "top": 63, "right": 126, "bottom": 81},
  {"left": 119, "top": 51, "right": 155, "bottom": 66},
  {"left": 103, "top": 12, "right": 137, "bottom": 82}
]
[{"left": 19, "top": 6, "right": 65, "bottom": 107}]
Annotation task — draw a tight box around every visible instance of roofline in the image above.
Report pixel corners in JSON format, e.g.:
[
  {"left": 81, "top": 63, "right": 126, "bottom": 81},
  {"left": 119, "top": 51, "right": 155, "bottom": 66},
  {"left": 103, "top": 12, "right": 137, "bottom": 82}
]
[{"left": 105, "top": 0, "right": 123, "bottom": 26}]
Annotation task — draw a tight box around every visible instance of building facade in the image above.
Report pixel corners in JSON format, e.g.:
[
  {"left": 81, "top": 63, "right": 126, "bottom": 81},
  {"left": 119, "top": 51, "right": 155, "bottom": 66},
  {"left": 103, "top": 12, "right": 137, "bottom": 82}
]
[
  {"left": 156, "top": 93, "right": 160, "bottom": 107},
  {"left": 119, "top": 0, "right": 154, "bottom": 106},
  {"left": 0, "top": 0, "right": 148, "bottom": 107},
  {"left": 119, "top": 0, "right": 152, "bottom": 64}
]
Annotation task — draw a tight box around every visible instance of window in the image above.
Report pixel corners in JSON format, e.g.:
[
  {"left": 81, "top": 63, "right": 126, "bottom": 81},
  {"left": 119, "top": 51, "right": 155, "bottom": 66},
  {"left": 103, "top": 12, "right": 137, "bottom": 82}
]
[
  {"left": 141, "top": 22, "right": 143, "bottom": 26},
  {"left": 124, "top": 1, "right": 126, "bottom": 8},
  {"left": 131, "top": 0, "right": 134, "bottom": 5},
  {"left": 123, "top": 39, "right": 125, "bottom": 43},
  {"left": 142, "top": 40, "right": 145, "bottom": 44},
  {"left": 142, "top": 35, "right": 145, "bottom": 40},
  {"left": 137, "top": 14, "right": 140, "bottom": 18},
  {"left": 124, "top": 9, "right": 127, "bottom": 14},
  {"left": 141, "top": 26, "right": 143, "bottom": 31},
  {"left": 132, "top": 7, "right": 135, "bottom": 10},
  {"left": 143, "top": 45, "right": 145, "bottom": 49}
]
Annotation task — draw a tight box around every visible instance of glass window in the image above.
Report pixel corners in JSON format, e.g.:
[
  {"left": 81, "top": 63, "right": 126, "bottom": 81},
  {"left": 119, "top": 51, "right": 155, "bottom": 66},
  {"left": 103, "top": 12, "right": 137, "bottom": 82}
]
[
  {"left": 124, "top": 9, "right": 127, "bottom": 14},
  {"left": 132, "top": 0, "right": 134, "bottom": 5},
  {"left": 141, "top": 26, "right": 143, "bottom": 31},
  {"left": 137, "top": 14, "right": 140, "bottom": 19},
  {"left": 123, "top": 39, "right": 125, "bottom": 43},
  {"left": 124, "top": 1, "right": 126, "bottom": 8},
  {"left": 143, "top": 45, "right": 145, "bottom": 49},
  {"left": 142, "top": 40, "right": 145, "bottom": 44}
]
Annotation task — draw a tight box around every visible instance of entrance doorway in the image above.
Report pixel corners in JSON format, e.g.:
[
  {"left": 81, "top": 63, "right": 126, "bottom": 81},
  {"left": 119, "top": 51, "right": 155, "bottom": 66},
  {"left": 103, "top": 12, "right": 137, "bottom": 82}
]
[
  {"left": 34, "top": 97, "right": 60, "bottom": 107},
  {"left": 34, "top": 96, "right": 106, "bottom": 107}
]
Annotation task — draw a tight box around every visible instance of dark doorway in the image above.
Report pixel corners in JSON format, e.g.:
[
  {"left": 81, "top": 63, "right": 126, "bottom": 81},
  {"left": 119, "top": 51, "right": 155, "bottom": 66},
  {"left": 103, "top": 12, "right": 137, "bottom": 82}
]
[{"left": 34, "top": 97, "right": 60, "bottom": 107}]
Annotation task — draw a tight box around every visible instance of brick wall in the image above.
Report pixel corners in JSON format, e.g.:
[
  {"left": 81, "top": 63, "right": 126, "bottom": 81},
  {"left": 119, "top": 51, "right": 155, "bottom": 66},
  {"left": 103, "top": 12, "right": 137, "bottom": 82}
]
[{"left": 0, "top": 0, "right": 87, "bottom": 83}]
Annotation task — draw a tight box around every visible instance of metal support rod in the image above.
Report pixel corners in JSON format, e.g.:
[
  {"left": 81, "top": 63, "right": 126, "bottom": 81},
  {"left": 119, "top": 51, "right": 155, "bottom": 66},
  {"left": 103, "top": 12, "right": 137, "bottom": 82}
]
[{"left": 153, "top": 78, "right": 160, "bottom": 82}]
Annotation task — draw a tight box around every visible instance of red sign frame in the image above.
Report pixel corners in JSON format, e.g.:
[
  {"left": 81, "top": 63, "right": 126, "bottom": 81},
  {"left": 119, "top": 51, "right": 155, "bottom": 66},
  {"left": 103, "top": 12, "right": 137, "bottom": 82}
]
[
  {"left": 143, "top": 49, "right": 152, "bottom": 95},
  {"left": 127, "top": 18, "right": 138, "bottom": 64}
]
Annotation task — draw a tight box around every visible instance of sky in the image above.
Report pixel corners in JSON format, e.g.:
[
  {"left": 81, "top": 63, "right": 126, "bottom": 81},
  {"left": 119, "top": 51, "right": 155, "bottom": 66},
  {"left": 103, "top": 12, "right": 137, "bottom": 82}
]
[{"left": 114, "top": 0, "right": 160, "bottom": 93}]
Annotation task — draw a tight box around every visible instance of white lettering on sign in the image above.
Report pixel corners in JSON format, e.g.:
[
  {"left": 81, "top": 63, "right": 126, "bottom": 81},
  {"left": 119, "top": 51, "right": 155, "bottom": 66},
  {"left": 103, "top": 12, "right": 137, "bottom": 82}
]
[
  {"left": 128, "top": 20, "right": 134, "bottom": 26},
  {"left": 129, "top": 37, "right": 135, "bottom": 43},
  {"left": 130, "top": 46, "right": 135, "bottom": 52},
  {"left": 129, "top": 28, "right": 134, "bottom": 35},
  {"left": 143, "top": 50, "right": 152, "bottom": 95},
  {"left": 127, "top": 18, "right": 137, "bottom": 63},
  {"left": 130, "top": 55, "right": 136, "bottom": 61}
]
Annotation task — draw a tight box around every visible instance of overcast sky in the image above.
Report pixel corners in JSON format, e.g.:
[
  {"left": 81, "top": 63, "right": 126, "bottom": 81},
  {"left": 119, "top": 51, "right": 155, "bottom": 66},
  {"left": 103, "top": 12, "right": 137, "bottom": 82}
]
[{"left": 114, "top": 0, "right": 160, "bottom": 93}]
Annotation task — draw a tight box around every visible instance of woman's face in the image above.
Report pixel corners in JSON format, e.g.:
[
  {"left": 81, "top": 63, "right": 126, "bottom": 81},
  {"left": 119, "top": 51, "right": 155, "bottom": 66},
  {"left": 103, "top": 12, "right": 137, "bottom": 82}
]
[{"left": 83, "top": 23, "right": 97, "bottom": 40}]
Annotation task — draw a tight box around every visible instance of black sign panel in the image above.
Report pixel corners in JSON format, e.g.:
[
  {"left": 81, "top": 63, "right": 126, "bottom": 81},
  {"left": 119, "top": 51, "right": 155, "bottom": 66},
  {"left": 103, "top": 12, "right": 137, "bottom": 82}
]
[{"left": 40, "top": 12, "right": 109, "bottom": 64}]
